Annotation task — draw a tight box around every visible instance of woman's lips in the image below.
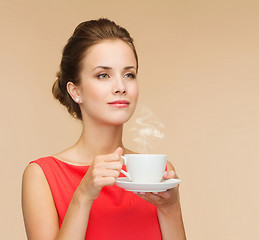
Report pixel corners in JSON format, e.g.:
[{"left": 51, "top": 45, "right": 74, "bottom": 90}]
[{"left": 108, "top": 100, "right": 130, "bottom": 108}]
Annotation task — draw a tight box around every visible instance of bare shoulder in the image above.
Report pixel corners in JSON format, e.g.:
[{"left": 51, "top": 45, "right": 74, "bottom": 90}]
[
  {"left": 22, "top": 163, "right": 48, "bottom": 196},
  {"left": 22, "top": 163, "right": 51, "bottom": 194},
  {"left": 23, "top": 162, "right": 44, "bottom": 180},
  {"left": 22, "top": 163, "right": 59, "bottom": 239}
]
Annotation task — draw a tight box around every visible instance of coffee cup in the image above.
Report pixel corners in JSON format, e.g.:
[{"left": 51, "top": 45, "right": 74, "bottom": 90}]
[{"left": 120, "top": 154, "right": 167, "bottom": 183}]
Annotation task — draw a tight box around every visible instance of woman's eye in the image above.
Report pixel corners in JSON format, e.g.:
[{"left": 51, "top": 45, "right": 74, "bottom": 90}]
[
  {"left": 98, "top": 73, "right": 109, "bottom": 79},
  {"left": 124, "top": 73, "right": 136, "bottom": 79}
]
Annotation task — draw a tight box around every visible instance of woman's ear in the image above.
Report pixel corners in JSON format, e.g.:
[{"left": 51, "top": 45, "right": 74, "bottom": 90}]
[{"left": 66, "top": 82, "right": 82, "bottom": 103}]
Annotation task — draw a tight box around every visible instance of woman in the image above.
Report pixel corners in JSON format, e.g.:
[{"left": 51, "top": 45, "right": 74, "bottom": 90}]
[{"left": 22, "top": 18, "right": 186, "bottom": 240}]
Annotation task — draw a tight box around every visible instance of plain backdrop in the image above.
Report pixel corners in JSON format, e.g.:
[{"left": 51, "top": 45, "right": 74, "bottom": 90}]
[{"left": 1, "top": 0, "right": 259, "bottom": 239}]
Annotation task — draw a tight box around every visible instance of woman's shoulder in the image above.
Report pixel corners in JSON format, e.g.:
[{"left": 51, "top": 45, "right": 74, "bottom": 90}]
[
  {"left": 24, "top": 156, "right": 63, "bottom": 181},
  {"left": 23, "top": 157, "right": 51, "bottom": 183},
  {"left": 23, "top": 161, "right": 44, "bottom": 179},
  {"left": 29, "top": 156, "right": 53, "bottom": 164},
  {"left": 22, "top": 160, "right": 50, "bottom": 201}
]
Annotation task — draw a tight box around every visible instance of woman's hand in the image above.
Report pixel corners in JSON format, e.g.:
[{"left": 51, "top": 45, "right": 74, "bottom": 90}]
[
  {"left": 136, "top": 166, "right": 181, "bottom": 213},
  {"left": 78, "top": 147, "right": 124, "bottom": 202}
]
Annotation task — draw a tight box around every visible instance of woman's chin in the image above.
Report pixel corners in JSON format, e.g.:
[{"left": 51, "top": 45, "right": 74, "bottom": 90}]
[
  {"left": 106, "top": 119, "right": 130, "bottom": 126},
  {"left": 101, "top": 115, "right": 132, "bottom": 126}
]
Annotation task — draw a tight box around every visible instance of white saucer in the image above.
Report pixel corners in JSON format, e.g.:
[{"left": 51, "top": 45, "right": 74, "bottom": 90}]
[{"left": 115, "top": 177, "right": 181, "bottom": 192}]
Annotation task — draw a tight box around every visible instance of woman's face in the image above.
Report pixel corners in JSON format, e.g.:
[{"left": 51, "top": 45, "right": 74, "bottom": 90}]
[{"left": 78, "top": 39, "right": 139, "bottom": 125}]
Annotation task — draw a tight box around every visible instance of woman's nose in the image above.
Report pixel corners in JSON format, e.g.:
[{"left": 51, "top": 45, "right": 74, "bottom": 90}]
[{"left": 113, "top": 77, "right": 126, "bottom": 95}]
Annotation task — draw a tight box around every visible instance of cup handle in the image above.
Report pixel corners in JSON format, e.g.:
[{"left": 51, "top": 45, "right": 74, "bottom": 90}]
[{"left": 121, "top": 156, "right": 131, "bottom": 181}]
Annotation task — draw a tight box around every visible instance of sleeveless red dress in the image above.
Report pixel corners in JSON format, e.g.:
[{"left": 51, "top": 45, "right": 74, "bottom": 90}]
[{"left": 30, "top": 157, "right": 162, "bottom": 240}]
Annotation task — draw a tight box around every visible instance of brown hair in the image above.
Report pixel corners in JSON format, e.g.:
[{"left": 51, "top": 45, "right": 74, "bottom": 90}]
[{"left": 52, "top": 18, "right": 138, "bottom": 120}]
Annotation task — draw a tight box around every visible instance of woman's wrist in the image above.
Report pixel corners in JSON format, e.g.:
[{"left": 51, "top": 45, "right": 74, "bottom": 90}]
[
  {"left": 73, "top": 186, "right": 94, "bottom": 207},
  {"left": 157, "top": 200, "right": 182, "bottom": 217},
  {"left": 157, "top": 188, "right": 181, "bottom": 214}
]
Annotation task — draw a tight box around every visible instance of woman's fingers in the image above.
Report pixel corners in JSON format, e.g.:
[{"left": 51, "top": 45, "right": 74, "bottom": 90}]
[
  {"left": 96, "top": 161, "right": 123, "bottom": 171},
  {"left": 91, "top": 167, "right": 121, "bottom": 188},
  {"left": 136, "top": 190, "right": 174, "bottom": 207},
  {"left": 92, "top": 168, "right": 121, "bottom": 178},
  {"left": 163, "top": 170, "right": 178, "bottom": 180},
  {"left": 154, "top": 189, "right": 172, "bottom": 199},
  {"left": 95, "top": 152, "right": 124, "bottom": 165},
  {"left": 93, "top": 176, "right": 117, "bottom": 188},
  {"left": 93, "top": 160, "right": 123, "bottom": 182},
  {"left": 136, "top": 192, "right": 164, "bottom": 205},
  {"left": 82, "top": 149, "right": 125, "bottom": 200},
  {"left": 114, "top": 147, "right": 124, "bottom": 155},
  {"left": 85, "top": 148, "right": 124, "bottom": 192}
]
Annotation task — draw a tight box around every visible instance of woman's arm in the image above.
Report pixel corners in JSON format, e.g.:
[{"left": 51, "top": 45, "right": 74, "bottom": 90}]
[
  {"left": 22, "top": 163, "right": 60, "bottom": 239},
  {"left": 157, "top": 203, "right": 186, "bottom": 240},
  {"left": 22, "top": 148, "right": 124, "bottom": 240},
  {"left": 157, "top": 162, "right": 186, "bottom": 240},
  {"left": 22, "top": 163, "right": 93, "bottom": 240},
  {"left": 156, "top": 177, "right": 186, "bottom": 239},
  {"left": 136, "top": 162, "right": 186, "bottom": 240}
]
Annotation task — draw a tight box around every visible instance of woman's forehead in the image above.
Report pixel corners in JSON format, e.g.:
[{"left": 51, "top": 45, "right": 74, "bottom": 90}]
[{"left": 81, "top": 40, "right": 137, "bottom": 70}]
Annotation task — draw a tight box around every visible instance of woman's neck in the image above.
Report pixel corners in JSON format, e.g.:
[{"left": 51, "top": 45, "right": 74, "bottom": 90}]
[
  {"left": 80, "top": 124, "right": 123, "bottom": 154},
  {"left": 53, "top": 116, "right": 131, "bottom": 165},
  {"left": 66, "top": 118, "right": 124, "bottom": 163}
]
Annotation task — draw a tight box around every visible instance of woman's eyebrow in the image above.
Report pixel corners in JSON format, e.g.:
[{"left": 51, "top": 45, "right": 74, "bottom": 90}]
[
  {"left": 124, "top": 66, "right": 137, "bottom": 70},
  {"left": 93, "top": 66, "right": 112, "bottom": 71},
  {"left": 93, "top": 66, "right": 137, "bottom": 71}
]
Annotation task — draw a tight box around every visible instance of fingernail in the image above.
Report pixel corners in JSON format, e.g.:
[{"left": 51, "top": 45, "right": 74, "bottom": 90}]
[
  {"left": 163, "top": 171, "right": 168, "bottom": 176},
  {"left": 139, "top": 192, "right": 146, "bottom": 195},
  {"left": 152, "top": 192, "right": 159, "bottom": 195},
  {"left": 133, "top": 191, "right": 138, "bottom": 194}
]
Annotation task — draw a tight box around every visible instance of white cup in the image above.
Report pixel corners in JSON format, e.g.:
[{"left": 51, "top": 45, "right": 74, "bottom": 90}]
[{"left": 121, "top": 154, "right": 167, "bottom": 183}]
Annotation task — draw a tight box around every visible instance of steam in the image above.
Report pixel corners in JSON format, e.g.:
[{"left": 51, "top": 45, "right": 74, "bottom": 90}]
[{"left": 130, "top": 106, "right": 165, "bottom": 153}]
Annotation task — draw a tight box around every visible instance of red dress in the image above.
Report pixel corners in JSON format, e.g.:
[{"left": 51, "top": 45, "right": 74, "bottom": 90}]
[{"left": 30, "top": 157, "right": 162, "bottom": 240}]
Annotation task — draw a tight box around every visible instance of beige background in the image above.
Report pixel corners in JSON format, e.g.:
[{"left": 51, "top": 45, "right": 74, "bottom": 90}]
[{"left": 1, "top": 0, "right": 258, "bottom": 239}]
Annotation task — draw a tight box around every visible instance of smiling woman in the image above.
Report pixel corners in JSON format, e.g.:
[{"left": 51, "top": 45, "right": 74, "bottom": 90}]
[
  {"left": 21, "top": 18, "right": 186, "bottom": 240},
  {"left": 52, "top": 19, "right": 138, "bottom": 121},
  {"left": 70, "top": 39, "right": 139, "bottom": 126}
]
